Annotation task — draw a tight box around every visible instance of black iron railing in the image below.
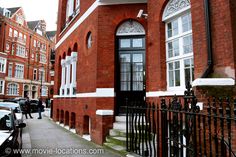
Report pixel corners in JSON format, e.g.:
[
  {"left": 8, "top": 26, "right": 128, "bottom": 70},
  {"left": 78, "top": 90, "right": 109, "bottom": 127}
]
[{"left": 125, "top": 84, "right": 236, "bottom": 157}]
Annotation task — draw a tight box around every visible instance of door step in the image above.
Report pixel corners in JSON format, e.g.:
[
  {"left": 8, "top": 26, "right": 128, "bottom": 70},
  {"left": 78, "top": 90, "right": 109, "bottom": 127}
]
[{"left": 103, "top": 116, "right": 128, "bottom": 156}]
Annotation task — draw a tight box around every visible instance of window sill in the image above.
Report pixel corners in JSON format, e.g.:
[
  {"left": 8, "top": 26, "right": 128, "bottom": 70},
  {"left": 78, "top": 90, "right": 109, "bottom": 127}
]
[
  {"left": 53, "top": 95, "right": 77, "bottom": 98},
  {"left": 146, "top": 90, "right": 185, "bottom": 97},
  {"left": 96, "top": 110, "right": 114, "bottom": 116},
  {"left": 192, "top": 78, "right": 235, "bottom": 87}
]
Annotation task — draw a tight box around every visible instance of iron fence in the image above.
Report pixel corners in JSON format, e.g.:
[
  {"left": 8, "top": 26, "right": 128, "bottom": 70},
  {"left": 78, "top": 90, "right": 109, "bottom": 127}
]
[{"left": 125, "top": 84, "right": 236, "bottom": 157}]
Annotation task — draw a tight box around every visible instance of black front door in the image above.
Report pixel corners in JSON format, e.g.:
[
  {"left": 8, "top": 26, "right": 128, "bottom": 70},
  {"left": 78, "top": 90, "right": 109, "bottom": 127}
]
[{"left": 116, "top": 36, "right": 146, "bottom": 115}]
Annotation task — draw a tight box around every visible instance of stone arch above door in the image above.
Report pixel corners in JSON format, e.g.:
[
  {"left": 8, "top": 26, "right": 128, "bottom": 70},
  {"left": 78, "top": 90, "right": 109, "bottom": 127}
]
[{"left": 116, "top": 20, "right": 145, "bottom": 36}]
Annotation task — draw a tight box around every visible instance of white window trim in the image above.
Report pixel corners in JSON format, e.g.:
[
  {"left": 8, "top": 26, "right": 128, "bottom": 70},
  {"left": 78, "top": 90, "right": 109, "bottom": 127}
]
[
  {"left": 34, "top": 40, "right": 36, "bottom": 47},
  {"left": 66, "top": 0, "right": 74, "bottom": 21},
  {"left": 59, "top": 52, "right": 78, "bottom": 97},
  {"left": 0, "top": 80, "right": 5, "bottom": 95},
  {"left": 16, "top": 45, "right": 26, "bottom": 58},
  {"left": 7, "top": 83, "right": 19, "bottom": 96},
  {"left": 75, "top": 0, "right": 80, "bottom": 10},
  {"left": 0, "top": 57, "right": 7, "bottom": 73},
  {"left": 39, "top": 68, "right": 45, "bottom": 82},
  {"left": 56, "top": 0, "right": 147, "bottom": 48},
  {"left": 14, "top": 30, "right": 18, "bottom": 37},
  {"left": 33, "top": 68, "right": 37, "bottom": 80},
  {"left": 8, "top": 63, "right": 13, "bottom": 77},
  {"left": 41, "top": 86, "right": 48, "bottom": 96},
  {"left": 15, "top": 63, "right": 24, "bottom": 79},
  {"left": 164, "top": 9, "right": 193, "bottom": 92},
  {"left": 39, "top": 54, "right": 47, "bottom": 64},
  {"left": 9, "top": 28, "right": 13, "bottom": 37}
]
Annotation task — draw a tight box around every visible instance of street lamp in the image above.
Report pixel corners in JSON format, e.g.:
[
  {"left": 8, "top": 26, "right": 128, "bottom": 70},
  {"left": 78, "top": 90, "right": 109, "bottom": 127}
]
[
  {"left": 39, "top": 65, "right": 44, "bottom": 97},
  {"left": 40, "top": 69, "right": 43, "bottom": 97}
]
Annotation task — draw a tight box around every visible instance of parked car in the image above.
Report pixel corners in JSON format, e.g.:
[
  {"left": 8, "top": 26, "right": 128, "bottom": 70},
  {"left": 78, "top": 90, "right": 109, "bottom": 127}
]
[
  {"left": 0, "top": 102, "right": 23, "bottom": 124},
  {"left": 0, "top": 107, "right": 26, "bottom": 157},
  {"left": 3, "top": 97, "right": 27, "bottom": 104},
  {"left": 3, "top": 97, "right": 45, "bottom": 113},
  {"left": 30, "top": 99, "right": 45, "bottom": 113}
]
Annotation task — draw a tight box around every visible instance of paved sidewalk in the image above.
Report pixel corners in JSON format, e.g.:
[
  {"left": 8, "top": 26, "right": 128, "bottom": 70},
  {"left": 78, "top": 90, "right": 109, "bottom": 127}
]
[{"left": 22, "top": 112, "right": 122, "bottom": 157}]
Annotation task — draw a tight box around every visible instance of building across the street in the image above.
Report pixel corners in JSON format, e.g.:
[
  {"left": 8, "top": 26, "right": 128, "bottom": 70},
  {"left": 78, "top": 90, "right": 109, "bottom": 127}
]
[
  {"left": 0, "top": 7, "right": 56, "bottom": 101},
  {"left": 53, "top": 0, "right": 236, "bottom": 150}
]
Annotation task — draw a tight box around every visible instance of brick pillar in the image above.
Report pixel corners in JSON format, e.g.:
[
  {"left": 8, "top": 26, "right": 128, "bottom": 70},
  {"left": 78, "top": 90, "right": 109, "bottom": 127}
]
[{"left": 92, "top": 110, "right": 114, "bottom": 145}]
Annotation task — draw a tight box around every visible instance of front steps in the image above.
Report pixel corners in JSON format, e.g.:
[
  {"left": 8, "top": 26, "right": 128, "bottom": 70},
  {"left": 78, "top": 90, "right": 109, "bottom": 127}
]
[
  {"left": 104, "top": 115, "right": 153, "bottom": 156},
  {"left": 103, "top": 116, "right": 128, "bottom": 156}
]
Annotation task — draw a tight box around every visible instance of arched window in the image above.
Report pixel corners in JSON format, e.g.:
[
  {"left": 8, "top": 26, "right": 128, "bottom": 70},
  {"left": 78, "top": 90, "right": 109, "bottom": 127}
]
[
  {"left": 86, "top": 32, "right": 92, "bottom": 49},
  {"left": 24, "top": 85, "right": 29, "bottom": 91},
  {"left": 163, "top": 0, "right": 193, "bottom": 91},
  {"left": 7, "top": 83, "right": 19, "bottom": 95},
  {"left": 60, "top": 50, "right": 77, "bottom": 97},
  {"left": 116, "top": 20, "right": 145, "bottom": 36},
  {"left": 24, "top": 85, "right": 29, "bottom": 97},
  {"left": 32, "top": 86, "right": 37, "bottom": 99}
]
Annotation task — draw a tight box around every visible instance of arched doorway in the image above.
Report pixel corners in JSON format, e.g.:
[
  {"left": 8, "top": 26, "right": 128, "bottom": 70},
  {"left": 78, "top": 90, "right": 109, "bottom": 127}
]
[
  {"left": 65, "top": 111, "right": 69, "bottom": 126},
  {"left": 60, "top": 110, "right": 64, "bottom": 123},
  {"left": 116, "top": 20, "right": 146, "bottom": 115},
  {"left": 32, "top": 86, "right": 37, "bottom": 99},
  {"left": 56, "top": 109, "right": 59, "bottom": 121},
  {"left": 70, "top": 112, "right": 76, "bottom": 129},
  {"left": 82, "top": 115, "right": 91, "bottom": 141},
  {"left": 24, "top": 85, "right": 29, "bottom": 98}
]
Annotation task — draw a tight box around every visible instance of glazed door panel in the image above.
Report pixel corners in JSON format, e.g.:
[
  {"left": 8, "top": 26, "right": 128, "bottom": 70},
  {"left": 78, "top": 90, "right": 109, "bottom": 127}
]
[{"left": 116, "top": 37, "right": 145, "bottom": 115}]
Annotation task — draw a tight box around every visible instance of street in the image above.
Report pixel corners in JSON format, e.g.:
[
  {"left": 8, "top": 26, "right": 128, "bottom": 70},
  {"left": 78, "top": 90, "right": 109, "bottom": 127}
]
[{"left": 21, "top": 112, "right": 122, "bottom": 157}]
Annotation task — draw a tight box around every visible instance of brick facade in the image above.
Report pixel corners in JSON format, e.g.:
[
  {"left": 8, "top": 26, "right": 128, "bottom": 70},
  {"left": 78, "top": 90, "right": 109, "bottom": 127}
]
[
  {"left": 0, "top": 7, "right": 55, "bottom": 101},
  {"left": 53, "top": 0, "right": 236, "bottom": 145}
]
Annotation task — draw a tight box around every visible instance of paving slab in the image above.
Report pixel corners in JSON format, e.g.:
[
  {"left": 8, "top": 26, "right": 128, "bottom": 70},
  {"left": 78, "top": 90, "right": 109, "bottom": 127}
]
[{"left": 21, "top": 113, "right": 122, "bottom": 157}]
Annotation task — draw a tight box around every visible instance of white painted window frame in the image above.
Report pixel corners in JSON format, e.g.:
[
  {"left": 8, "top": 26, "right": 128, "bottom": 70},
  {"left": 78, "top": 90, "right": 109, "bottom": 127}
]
[
  {"left": 15, "top": 63, "right": 24, "bottom": 79},
  {"left": 14, "top": 30, "right": 18, "bottom": 37},
  {"left": 41, "top": 86, "right": 48, "bottom": 96},
  {"left": 40, "top": 53, "right": 47, "bottom": 64},
  {"left": 16, "top": 15, "right": 24, "bottom": 25},
  {"left": 23, "top": 35, "right": 26, "bottom": 42},
  {"left": 33, "top": 68, "right": 37, "bottom": 80},
  {"left": 164, "top": 9, "right": 193, "bottom": 92},
  {"left": 9, "top": 28, "right": 12, "bottom": 37},
  {"left": 0, "top": 80, "right": 5, "bottom": 95},
  {"left": 39, "top": 68, "right": 45, "bottom": 82},
  {"left": 16, "top": 44, "right": 26, "bottom": 58},
  {"left": 75, "top": 0, "right": 80, "bottom": 13},
  {"left": 7, "top": 83, "right": 19, "bottom": 96},
  {"left": 34, "top": 40, "right": 36, "bottom": 47},
  {"left": 8, "top": 63, "right": 13, "bottom": 77},
  {"left": 0, "top": 57, "right": 7, "bottom": 73},
  {"left": 66, "top": 0, "right": 74, "bottom": 21},
  {"left": 60, "top": 52, "right": 78, "bottom": 97}
]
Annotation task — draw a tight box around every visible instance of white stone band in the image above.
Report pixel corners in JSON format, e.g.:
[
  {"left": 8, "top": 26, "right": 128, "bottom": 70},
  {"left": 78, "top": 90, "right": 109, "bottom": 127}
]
[
  {"left": 192, "top": 78, "right": 235, "bottom": 87},
  {"left": 96, "top": 110, "right": 114, "bottom": 116}
]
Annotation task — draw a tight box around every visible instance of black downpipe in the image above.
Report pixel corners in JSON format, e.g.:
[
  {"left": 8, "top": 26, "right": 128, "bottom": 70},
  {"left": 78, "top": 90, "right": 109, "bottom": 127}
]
[{"left": 201, "top": 0, "right": 213, "bottom": 78}]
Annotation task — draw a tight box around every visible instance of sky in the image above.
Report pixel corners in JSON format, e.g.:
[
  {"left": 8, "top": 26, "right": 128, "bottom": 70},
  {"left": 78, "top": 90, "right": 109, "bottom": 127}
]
[{"left": 0, "top": 0, "right": 59, "bottom": 31}]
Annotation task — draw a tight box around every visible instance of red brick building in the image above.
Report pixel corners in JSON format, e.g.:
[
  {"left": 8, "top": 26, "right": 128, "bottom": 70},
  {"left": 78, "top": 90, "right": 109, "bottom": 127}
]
[
  {"left": 53, "top": 0, "right": 236, "bottom": 148},
  {"left": 0, "top": 7, "right": 55, "bottom": 101}
]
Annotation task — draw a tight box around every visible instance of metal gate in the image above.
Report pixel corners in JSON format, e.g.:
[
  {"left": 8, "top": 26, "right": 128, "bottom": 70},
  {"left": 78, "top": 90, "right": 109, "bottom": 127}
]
[{"left": 125, "top": 83, "right": 236, "bottom": 157}]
